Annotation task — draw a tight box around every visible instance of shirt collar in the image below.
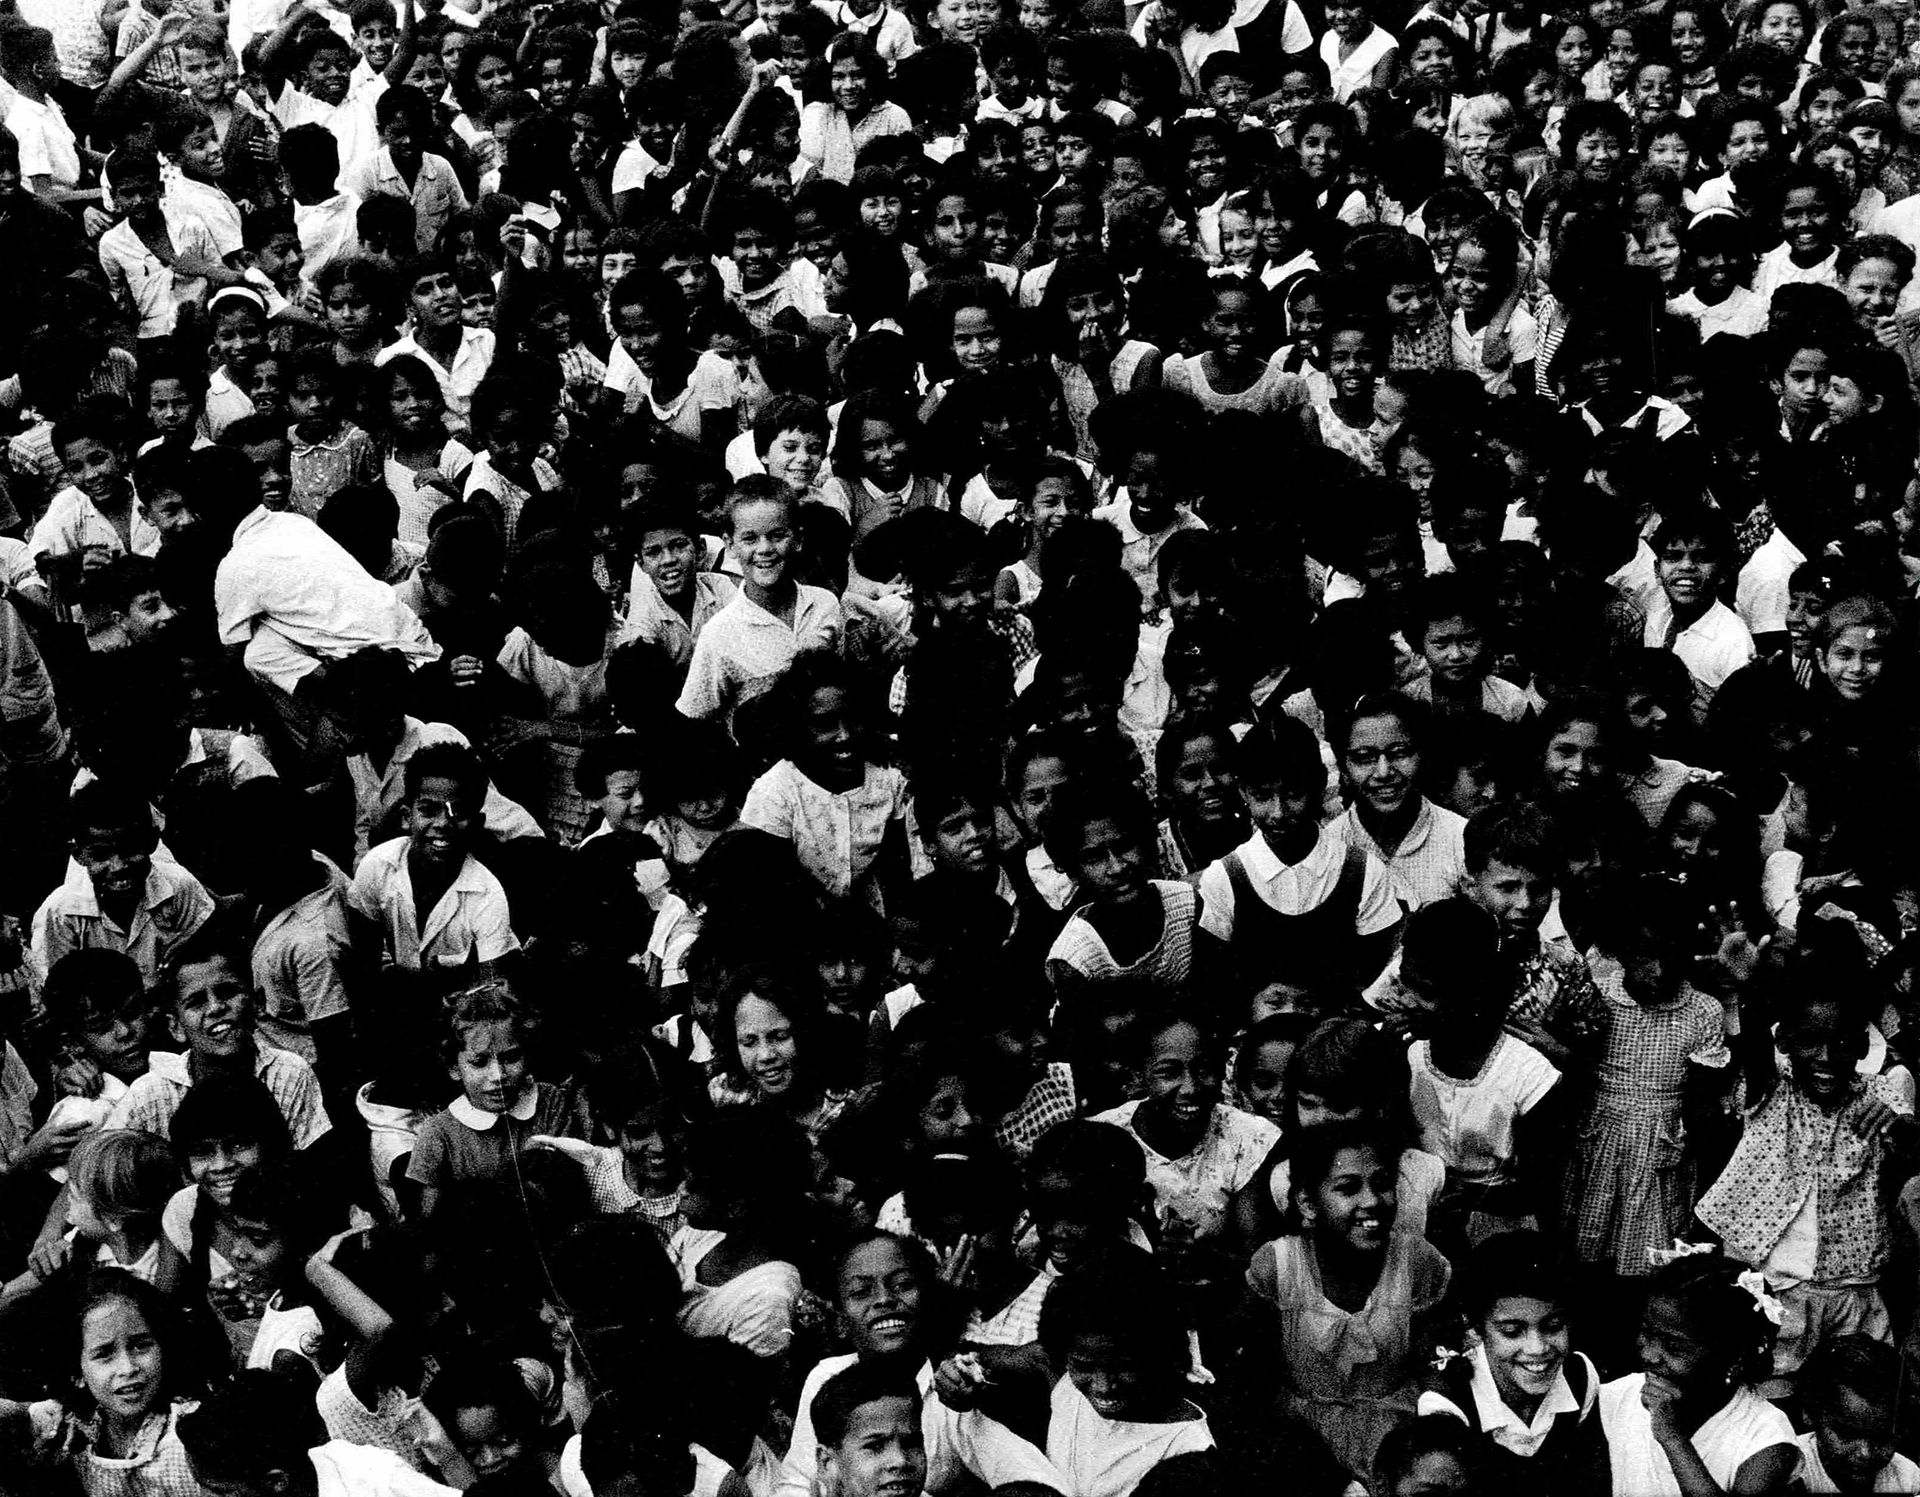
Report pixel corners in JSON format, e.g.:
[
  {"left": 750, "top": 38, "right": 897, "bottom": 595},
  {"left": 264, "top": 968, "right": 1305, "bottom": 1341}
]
[
  {"left": 1467, "top": 1344, "right": 1580, "bottom": 1439},
  {"left": 449, "top": 1087, "right": 539, "bottom": 1130}
]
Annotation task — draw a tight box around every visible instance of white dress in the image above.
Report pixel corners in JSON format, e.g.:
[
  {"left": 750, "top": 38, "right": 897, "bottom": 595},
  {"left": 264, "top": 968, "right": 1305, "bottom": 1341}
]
[
  {"left": 1320, "top": 23, "right": 1397, "bottom": 102},
  {"left": 1598, "top": 1374, "right": 1796, "bottom": 1497}
]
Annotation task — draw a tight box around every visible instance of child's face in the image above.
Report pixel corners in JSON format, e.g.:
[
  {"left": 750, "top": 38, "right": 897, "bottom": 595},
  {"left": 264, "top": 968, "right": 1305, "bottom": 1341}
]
[
  {"left": 1140, "top": 1019, "right": 1220, "bottom": 1144},
  {"left": 1207, "top": 67, "right": 1253, "bottom": 119},
  {"left": 1778, "top": 346, "right": 1830, "bottom": 415},
  {"left": 355, "top": 14, "right": 396, "bottom": 70},
  {"left": 763, "top": 426, "right": 825, "bottom": 492},
  {"left": 216, "top": 1208, "right": 293, "bottom": 1298},
  {"left": 1572, "top": 126, "right": 1622, "bottom": 184},
  {"left": 1780, "top": 185, "right": 1835, "bottom": 259},
  {"left": 1239, "top": 1037, "right": 1294, "bottom": 1123},
  {"left": 75, "top": 819, "right": 152, "bottom": 907},
  {"left": 1543, "top": 719, "right": 1607, "bottom": 795},
  {"left": 730, "top": 496, "right": 798, "bottom": 589},
  {"left": 240, "top": 436, "right": 291, "bottom": 510},
  {"left": 460, "top": 286, "right": 496, "bottom": 327},
  {"left": 1066, "top": 1331, "right": 1171, "bottom": 1421},
  {"left": 451, "top": 1017, "right": 530, "bottom": 1113},
  {"left": 1423, "top": 613, "right": 1486, "bottom": 686},
  {"left": 118, "top": 588, "right": 180, "bottom": 647},
  {"left": 1900, "top": 79, "right": 1920, "bottom": 138},
  {"left": 1406, "top": 32, "right": 1454, "bottom": 83},
  {"left": 951, "top": 305, "right": 1003, "bottom": 372},
  {"left": 1632, "top": 222, "right": 1682, "bottom": 286},
  {"left": 1630, "top": 64, "right": 1678, "bottom": 119},
  {"left": 538, "top": 56, "right": 578, "bottom": 111},
  {"left": 146, "top": 378, "right": 197, "bottom": 438},
  {"left": 1824, "top": 372, "right": 1877, "bottom": 425},
  {"left": 1554, "top": 21, "right": 1595, "bottom": 76},
  {"left": 1824, "top": 623, "right": 1889, "bottom": 700},
  {"left": 1804, "top": 86, "right": 1852, "bottom": 137},
  {"left": 1121, "top": 447, "right": 1183, "bottom": 531},
  {"left": 408, "top": 269, "right": 462, "bottom": 330},
  {"left": 1815, "top": 1382, "right": 1897, "bottom": 1491},
  {"left": 1166, "top": 733, "right": 1236, "bottom": 824},
  {"left": 303, "top": 44, "right": 353, "bottom": 105},
  {"left": 1832, "top": 20, "right": 1877, "bottom": 75},
  {"left": 1447, "top": 240, "right": 1501, "bottom": 315},
  {"left": 80, "top": 1299, "right": 162, "bottom": 1423},
  {"left": 255, "top": 230, "right": 305, "bottom": 288},
  {"left": 928, "top": 192, "right": 981, "bottom": 262},
  {"left": 1019, "top": 0, "right": 1061, "bottom": 30},
  {"left": 288, "top": 373, "right": 334, "bottom": 427},
  {"left": 1481, "top": 1292, "right": 1569, "bottom": 1407},
  {"left": 403, "top": 48, "right": 445, "bottom": 95},
  {"left": 598, "top": 767, "right": 647, "bottom": 835},
  {"left": 734, "top": 994, "right": 799, "bottom": 1098},
  {"left": 1754, "top": 0, "right": 1806, "bottom": 53},
  {"left": 169, "top": 954, "right": 253, "bottom": 1063},
  {"left": 1638, "top": 1292, "right": 1726, "bottom": 1398},
  {"left": 1327, "top": 328, "right": 1379, "bottom": 404},
  {"left": 839, "top": 1235, "right": 926, "bottom": 1358},
  {"left": 1722, "top": 118, "right": 1772, "bottom": 168},
  {"left": 638, "top": 523, "right": 695, "bottom": 598},
  {"left": 617, "top": 1110, "right": 682, "bottom": 1188},
  {"left": 1845, "top": 256, "right": 1905, "bottom": 324},
  {"left": 608, "top": 46, "right": 644, "bottom": 89},
  {"left": 177, "top": 122, "right": 225, "bottom": 181},
  {"left": 927, "top": 557, "right": 996, "bottom": 631},
  {"left": 1342, "top": 712, "right": 1420, "bottom": 820},
  {"left": 452, "top": 1403, "right": 532, "bottom": 1484},
  {"left": 932, "top": 0, "right": 987, "bottom": 44},
  {"left": 1217, "top": 208, "right": 1258, "bottom": 267},
  {"left": 1325, "top": 0, "right": 1369, "bottom": 40},
  {"left": 178, "top": 43, "right": 236, "bottom": 104},
  {"left": 1645, "top": 130, "right": 1690, "bottom": 175},
  {"left": 1015, "top": 753, "right": 1071, "bottom": 840},
  {"left": 800, "top": 683, "right": 860, "bottom": 781},
  {"left": 677, "top": 782, "right": 735, "bottom": 830},
  {"left": 830, "top": 55, "right": 872, "bottom": 116},
  {"left": 185, "top": 1133, "right": 262, "bottom": 1204},
  {"left": 1849, "top": 123, "right": 1888, "bottom": 172},
  {"left": 1272, "top": 67, "right": 1321, "bottom": 123},
  {"left": 1068, "top": 814, "right": 1149, "bottom": 904},
  {"left": 1022, "top": 123, "right": 1058, "bottom": 180},
  {"left": 1243, "top": 776, "right": 1319, "bottom": 853},
  {"left": 1469, "top": 855, "right": 1551, "bottom": 942},
  {"left": 981, "top": 206, "right": 1021, "bottom": 262},
  {"left": 1784, "top": 587, "right": 1826, "bottom": 659},
  {"left": 407, "top": 772, "right": 479, "bottom": 869},
  {"left": 1301, "top": 1143, "right": 1396, "bottom": 1252},
  {"left": 1054, "top": 130, "right": 1095, "bottom": 179},
  {"left": 820, "top": 1396, "right": 927, "bottom": 1497},
  {"left": 859, "top": 191, "right": 904, "bottom": 237}
]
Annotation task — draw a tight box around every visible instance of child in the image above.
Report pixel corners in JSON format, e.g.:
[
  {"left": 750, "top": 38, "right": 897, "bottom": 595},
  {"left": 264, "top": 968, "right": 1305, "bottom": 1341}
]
[
  {"left": 216, "top": 1168, "right": 330, "bottom": 1381},
  {"left": 374, "top": 255, "right": 498, "bottom": 430},
  {"left": 406, "top": 982, "right": 576, "bottom": 1223},
  {"left": 1321, "top": 0, "right": 1399, "bottom": 102},
  {"left": 31, "top": 782, "right": 214, "bottom": 991},
  {"left": 722, "top": 192, "right": 820, "bottom": 334},
  {"left": 97, "top": 147, "right": 240, "bottom": 349},
  {"left": 676, "top": 479, "right": 846, "bottom": 727},
  {"left": 1330, "top": 692, "right": 1468, "bottom": 911},
  {"left": 1401, "top": 899, "right": 1565, "bottom": 1252},
  {"left": 1197, "top": 718, "right": 1402, "bottom": 991},
  {"left": 1666, "top": 212, "right": 1766, "bottom": 342},
  {"left": 1093, "top": 1008, "right": 1278, "bottom": 1246},
  {"left": 622, "top": 495, "right": 739, "bottom": 668},
  {"left": 1299, "top": 307, "right": 1391, "bottom": 473},
  {"left": 346, "top": 84, "right": 469, "bottom": 254},
  {"left": 994, "top": 457, "right": 1093, "bottom": 612},
  {"left": 1596, "top": 1257, "right": 1798, "bottom": 1495},
  {"left": 346, "top": 742, "right": 521, "bottom": 978},
  {"left": 1447, "top": 214, "right": 1535, "bottom": 397},
  {"left": 377, "top": 355, "right": 473, "bottom": 546},
  {"left": 1090, "top": 415, "right": 1208, "bottom": 610},
  {"left": 1754, "top": 166, "right": 1845, "bottom": 306},
  {"left": 738, "top": 654, "right": 909, "bottom": 907},
  {"left": 1040, "top": 253, "right": 1163, "bottom": 463},
  {"left": 0, "top": 1271, "right": 205, "bottom": 1496},
  {"left": 1044, "top": 780, "right": 1199, "bottom": 1002},
  {"left": 279, "top": 125, "right": 362, "bottom": 289},
  {"left": 1795, "top": 1337, "right": 1920, "bottom": 1493},
  {"left": 802, "top": 36, "right": 913, "bottom": 183},
  {"left": 1696, "top": 943, "right": 1917, "bottom": 1397},
  {"left": 1644, "top": 505, "right": 1756, "bottom": 722},
  {"left": 286, "top": 349, "right": 378, "bottom": 519},
  {"left": 0, "top": 1129, "right": 175, "bottom": 1305},
  {"left": 825, "top": 391, "right": 944, "bottom": 542},
  {"left": 1417, "top": 1231, "right": 1606, "bottom": 1493},
  {"left": 1562, "top": 879, "right": 1730, "bottom": 1280},
  {"left": 1244, "top": 1119, "right": 1451, "bottom": 1480},
  {"left": 753, "top": 394, "right": 830, "bottom": 502},
  {"left": 1163, "top": 279, "right": 1309, "bottom": 420},
  {"left": 1404, "top": 574, "right": 1531, "bottom": 723},
  {"left": 603, "top": 269, "right": 742, "bottom": 447}
]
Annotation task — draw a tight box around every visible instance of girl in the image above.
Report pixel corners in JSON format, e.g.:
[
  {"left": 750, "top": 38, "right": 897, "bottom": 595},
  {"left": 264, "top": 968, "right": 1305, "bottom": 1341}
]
[
  {"left": 1273, "top": 273, "right": 1333, "bottom": 404},
  {"left": 1535, "top": 693, "right": 1624, "bottom": 812},
  {"left": 287, "top": 351, "right": 378, "bottom": 519},
  {"left": 708, "top": 965, "right": 854, "bottom": 1143},
  {"left": 1630, "top": 205, "right": 1685, "bottom": 292},
  {"left": 219, "top": 1168, "right": 331, "bottom": 1382},
  {"left": 644, "top": 716, "right": 746, "bottom": 888},
  {"left": 1094, "top": 1009, "right": 1278, "bottom": 1248},
  {"left": 1154, "top": 716, "right": 1247, "bottom": 877},
  {"left": 1321, "top": 0, "right": 1399, "bottom": 104},
  {"left": 801, "top": 36, "right": 913, "bottom": 184},
  {"left": 1042, "top": 781, "right": 1200, "bottom": 1002},
  {"left": 1164, "top": 279, "right": 1310, "bottom": 420},
  {"left": 377, "top": 355, "right": 473, "bottom": 547},
  {"left": 825, "top": 391, "right": 945, "bottom": 543},
  {"left": 1171, "top": 112, "right": 1236, "bottom": 262},
  {"left": 1297, "top": 101, "right": 1373, "bottom": 226},
  {"left": 1299, "top": 307, "right": 1391, "bottom": 473},
  {"left": 1213, "top": 194, "right": 1262, "bottom": 278},
  {"left": 995, "top": 456, "right": 1095, "bottom": 612},
  {"left": 1332, "top": 693, "right": 1469, "bottom": 912},
  {"left": 670, "top": 1108, "right": 810, "bottom": 1360},
  {"left": 1447, "top": 214, "right": 1535, "bottom": 397},
  {"left": 1667, "top": 211, "right": 1767, "bottom": 341},
  {"left": 1418, "top": 1231, "right": 1606, "bottom": 1494},
  {"left": 406, "top": 984, "right": 579, "bottom": 1225},
  {"left": 737, "top": 653, "right": 910, "bottom": 908},
  {"left": 1017, "top": 192, "right": 1103, "bottom": 310},
  {"left": 0, "top": 1272, "right": 205, "bottom": 1496},
  {"left": 1561, "top": 880, "right": 1731, "bottom": 1282},
  {"left": 1597, "top": 1257, "right": 1798, "bottom": 1495},
  {"left": 1839, "top": 234, "right": 1917, "bottom": 385},
  {"left": 1754, "top": 167, "right": 1844, "bottom": 305},
  {"left": 1232, "top": 1012, "right": 1314, "bottom": 1126},
  {"left": 450, "top": 38, "right": 520, "bottom": 170},
  {"left": 1541, "top": 17, "right": 1599, "bottom": 105},
  {"left": 1244, "top": 1119, "right": 1451, "bottom": 1481},
  {"left": 1664, "top": 0, "right": 1724, "bottom": 103},
  {"left": 1041, "top": 253, "right": 1163, "bottom": 463}
]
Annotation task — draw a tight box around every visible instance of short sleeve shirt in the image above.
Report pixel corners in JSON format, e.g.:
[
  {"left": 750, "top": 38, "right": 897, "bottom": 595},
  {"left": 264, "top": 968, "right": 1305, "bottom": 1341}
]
[{"left": 348, "top": 838, "right": 520, "bottom": 972}]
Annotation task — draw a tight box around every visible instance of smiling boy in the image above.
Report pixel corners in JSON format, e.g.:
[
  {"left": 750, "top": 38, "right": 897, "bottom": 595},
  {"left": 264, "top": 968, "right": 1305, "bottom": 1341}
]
[{"left": 1642, "top": 505, "right": 1754, "bottom": 722}]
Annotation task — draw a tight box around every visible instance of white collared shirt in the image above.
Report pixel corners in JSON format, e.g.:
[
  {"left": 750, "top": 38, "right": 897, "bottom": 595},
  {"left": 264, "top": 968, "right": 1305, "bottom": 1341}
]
[
  {"left": 1418, "top": 1345, "right": 1591, "bottom": 1456},
  {"left": 1644, "top": 595, "right": 1755, "bottom": 720},
  {"left": 343, "top": 147, "right": 469, "bottom": 252},
  {"left": 30, "top": 857, "right": 214, "bottom": 989},
  {"left": 99, "top": 206, "right": 223, "bottom": 338},
  {"left": 1736, "top": 527, "right": 1807, "bottom": 638},
  {"left": 1328, "top": 797, "right": 1468, "bottom": 913},
  {"left": 448, "top": 1087, "right": 538, "bottom": 1131},
  {"left": 619, "top": 569, "right": 737, "bottom": 667},
  {"left": 675, "top": 584, "right": 845, "bottom": 727},
  {"left": 28, "top": 485, "right": 161, "bottom": 562},
  {"left": 1196, "top": 827, "right": 1400, "bottom": 943},
  {"left": 1091, "top": 498, "right": 1208, "bottom": 609},
  {"left": 345, "top": 716, "right": 543, "bottom": 866},
  {"left": 348, "top": 837, "right": 521, "bottom": 972}
]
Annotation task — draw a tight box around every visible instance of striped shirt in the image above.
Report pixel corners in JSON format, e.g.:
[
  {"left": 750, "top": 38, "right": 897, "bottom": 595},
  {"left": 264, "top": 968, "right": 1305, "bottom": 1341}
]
[{"left": 106, "top": 1043, "right": 332, "bottom": 1149}]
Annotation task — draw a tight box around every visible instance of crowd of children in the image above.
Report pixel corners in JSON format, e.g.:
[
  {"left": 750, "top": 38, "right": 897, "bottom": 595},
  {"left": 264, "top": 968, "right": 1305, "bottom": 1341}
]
[{"left": 7, "top": 0, "right": 1920, "bottom": 1491}]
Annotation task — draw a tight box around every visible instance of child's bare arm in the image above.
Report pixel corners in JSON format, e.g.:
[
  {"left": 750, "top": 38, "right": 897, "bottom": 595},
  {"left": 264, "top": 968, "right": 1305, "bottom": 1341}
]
[
  {"left": 381, "top": 0, "right": 418, "bottom": 88},
  {"left": 98, "top": 10, "right": 191, "bottom": 114}
]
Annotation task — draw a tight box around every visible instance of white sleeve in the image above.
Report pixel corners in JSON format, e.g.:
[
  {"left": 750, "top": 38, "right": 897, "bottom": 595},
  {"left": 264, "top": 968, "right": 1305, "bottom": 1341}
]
[
  {"left": 675, "top": 632, "right": 728, "bottom": 720},
  {"left": 1507, "top": 1042, "right": 1561, "bottom": 1113},
  {"left": 1280, "top": 0, "right": 1314, "bottom": 52},
  {"left": 936, "top": 1405, "right": 1070, "bottom": 1494},
  {"left": 738, "top": 768, "right": 791, "bottom": 838},
  {"left": 1196, "top": 860, "right": 1234, "bottom": 942},
  {"left": 1353, "top": 854, "right": 1402, "bottom": 935},
  {"left": 1737, "top": 553, "right": 1790, "bottom": 638}
]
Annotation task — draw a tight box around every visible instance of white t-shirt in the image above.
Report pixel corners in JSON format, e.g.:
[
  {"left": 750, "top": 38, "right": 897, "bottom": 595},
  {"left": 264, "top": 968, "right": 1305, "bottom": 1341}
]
[{"left": 1407, "top": 1033, "right": 1559, "bottom": 1184}]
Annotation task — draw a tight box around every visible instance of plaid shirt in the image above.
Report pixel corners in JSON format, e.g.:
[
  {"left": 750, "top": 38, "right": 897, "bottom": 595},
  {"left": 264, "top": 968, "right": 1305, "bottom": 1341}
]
[
  {"left": 887, "top": 611, "right": 1037, "bottom": 716},
  {"left": 993, "top": 1061, "right": 1077, "bottom": 1161},
  {"left": 106, "top": 1043, "right": 331, "bottom": 1149}
]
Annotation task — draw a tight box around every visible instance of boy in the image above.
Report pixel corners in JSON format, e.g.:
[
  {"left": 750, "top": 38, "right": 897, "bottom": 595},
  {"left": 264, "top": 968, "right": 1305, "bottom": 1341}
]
[
  {"left": 97, "top": 146, "right": 240, "bottom": 349},
  {"left": 676, "top": 477, "right": 845, "bottom": 727},
  {"left": 30, "top": 781, "right": 214, "bottom": 991},
  {"left": 31, "top": 397, "right": 159, "bottom": 564},
  {"left": 1691, "top": 99, "right": 1778, "bottom": 216},
  {"left": 259, "top": 1, "right": 415, "bottom": 188},
  {"left": 139, "top": 360, "right": 209, "bottom": 455},
  {"left": 180, "top": 1371, "right": 460, "bottom": 1497},
  {"left": 753, "top": 393, "right": 830, "bottom": 501},
  {"left": 155, "top": 107, "right": 244, "bottom": 257},
  {"left": 344, "top": 83, "right": 467, "bottom": 253},
  {"left": 1644, "top": 505, "right": 1755, "bottom": 722},
  {"left": 815, "top": 1364, "right": 928, "bottom": 1497},
  {"left": 217, "top": 412, "right": 295, "bottom": 512},
  {"left": 40, "top": 949, "right": 154, "bottom": 1100},
  {"left": 374, "top": 254, "right": 498, "bottom": 427},
  {"left": 91, "top": 554, "right": 181, "bottom": 654},
  {"left": 978, "top": 23, "right": 1046, "bottom": 123},
  {"left": 1051, "top": 108, "right": 1110, "bottom": 187},
  {"left": 174, "top": 25, "right": 276, "bottom": 210},
  {"left": 281, "top": 123, "right": 362, "bottom": 287},
  {"left": 574, "top": 736, "right": 673, "bottom": 910},
  {"left": 101, "top": 917, "right": 330, "bottom": 1149},
  {"left": 347, "top": 741, "right": 521, "bottom": 976},
  {"left": 1401, "top": 572, "right": 1530, "bottom": 722},
  {"left": 620, "top": 495, "right": 739, "bottom": 667},
  {"left": 1196, "top": 717, "right": 1401, "bottom": 990},
  {"left": 723, "top": 190, "right": 825, "bottom": 332}
]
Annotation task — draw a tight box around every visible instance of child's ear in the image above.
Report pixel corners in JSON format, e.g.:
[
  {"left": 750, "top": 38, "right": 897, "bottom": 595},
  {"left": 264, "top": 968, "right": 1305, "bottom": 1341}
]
[{"left": 168, "top": 1010, "right": 187, "bottom": 1046}]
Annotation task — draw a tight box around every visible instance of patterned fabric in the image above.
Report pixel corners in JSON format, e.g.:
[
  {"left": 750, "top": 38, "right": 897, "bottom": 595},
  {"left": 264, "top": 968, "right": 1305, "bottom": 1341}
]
[
  {"left": 1563, "top": 966, "right": 1728, "bottom": 1275},
  {"left": 1506, "top": 940, "right": 1608, "bottom": 1054},
  {"left": 106, "top": 1044, "right": 331, "bottom": 1149},
  {"left": 993, "top": 1061, "right": 1078, "bottom": 1160},
  {"left": 41, "top": 1400, "right": 204, "bottom": 1497},
  {"left": 1094, "top": 1099, "right": 1279, "bottom": 1241},
  {"left": 1047, "top": 880, "right": 1198, "bottom": 995},
  {"left": 1697, "top": 1072, "right": 1910, "bottom": 1285},
  {"left": 1391, "top": 310, "right": 1455, "bottom": 372},
  {"left": 739, "top": 759, "right": 909, "bottom": 903},
  {"left": 289, "top": 422, "right": 378, "bottom": 518},
  {"left": 1328, "top": 799, "right": 1467, "bottom": 913},
  {"left": 1307, "top": 390, "right": 1387, "bottom": 472}
]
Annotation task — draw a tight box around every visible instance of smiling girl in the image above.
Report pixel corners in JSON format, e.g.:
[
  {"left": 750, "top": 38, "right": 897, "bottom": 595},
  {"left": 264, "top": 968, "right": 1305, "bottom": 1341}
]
[
  {"left": 1332, "top": 693, "right": 1469, "bottom": 912},
  {"left": 708, "top": 964, "right": 854, "bottom": 1143},
  {"left": 800, "top": 36, "right": 913, "bottom": 183}
]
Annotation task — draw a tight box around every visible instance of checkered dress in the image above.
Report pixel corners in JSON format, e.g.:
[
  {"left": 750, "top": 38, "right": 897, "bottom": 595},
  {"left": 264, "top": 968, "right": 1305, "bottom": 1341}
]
[{"left": 1562, "top": 964, "right": 1729, "bottom": 1276}]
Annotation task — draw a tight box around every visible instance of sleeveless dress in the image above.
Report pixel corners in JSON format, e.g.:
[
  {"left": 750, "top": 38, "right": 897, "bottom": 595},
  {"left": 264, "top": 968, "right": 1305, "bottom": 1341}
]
[
  {"left": 1308, "top": 390, "right": 1388, "bottom": 473},
  {"left": 1219, "top": 839, "right": 1371, "bottom": 987},
  {"left": 1047, "top": 880, "right": 1198, "bottom": 997},
  {"left": 1054, "top": 340, "right": 1157, "bottom": 462},
  {"left": 1419, "top": 1345, "right": 1609, "bottom": 1497},
  {"left": 1320, "top": 23, "right": 1398, "bottom": 101}
]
